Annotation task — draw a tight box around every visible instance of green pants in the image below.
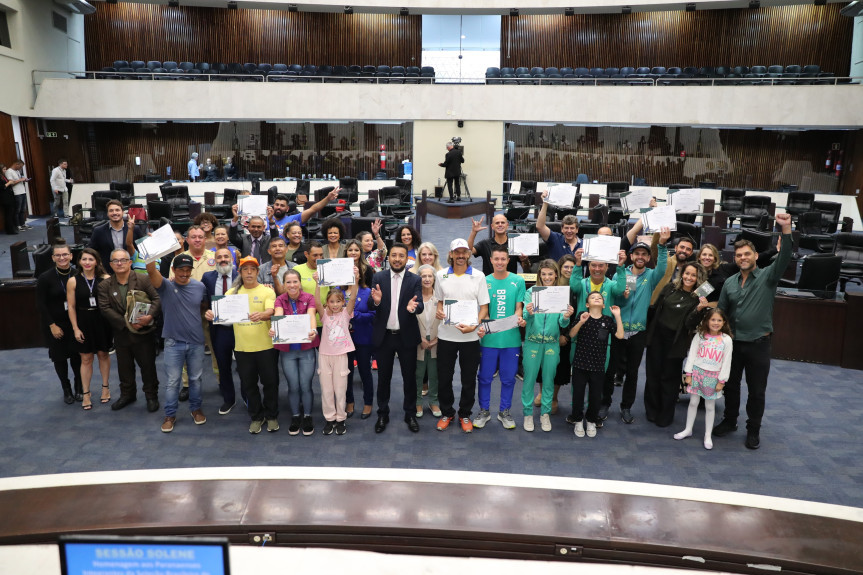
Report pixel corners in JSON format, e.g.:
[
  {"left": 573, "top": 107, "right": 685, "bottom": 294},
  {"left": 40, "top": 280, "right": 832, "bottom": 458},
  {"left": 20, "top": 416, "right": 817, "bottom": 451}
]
[
  {"left": 521, "top": 340, "right": 560, "bottom": 416},
  {"left": 416, "top": 349, "right": 439, "bottom": 405}
]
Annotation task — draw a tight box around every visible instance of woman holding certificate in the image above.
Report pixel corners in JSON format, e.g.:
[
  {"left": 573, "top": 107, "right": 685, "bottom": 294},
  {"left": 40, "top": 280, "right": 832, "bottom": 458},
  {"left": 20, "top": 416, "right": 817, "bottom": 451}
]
[
  {"left": 272, "top": 269, "right": 320, "bottom": 437},
  {"left": 521, "top": 260, "right": 574, "bottom": 433},
  {"left": 644, "top": 262, "right": 711, "bottom": 428}
]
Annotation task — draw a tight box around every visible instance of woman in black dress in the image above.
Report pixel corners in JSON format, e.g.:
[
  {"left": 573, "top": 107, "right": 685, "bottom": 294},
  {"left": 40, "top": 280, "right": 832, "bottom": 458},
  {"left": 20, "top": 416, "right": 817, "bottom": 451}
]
[
  {"left": 36, "top": 240, "right": 82, "bottom": 404},
  {"left": 67, "top": 248, "right": 113, "bottom": 410},
  {"left": 644, "top": 262, "right": 710, "bottom": 428}
]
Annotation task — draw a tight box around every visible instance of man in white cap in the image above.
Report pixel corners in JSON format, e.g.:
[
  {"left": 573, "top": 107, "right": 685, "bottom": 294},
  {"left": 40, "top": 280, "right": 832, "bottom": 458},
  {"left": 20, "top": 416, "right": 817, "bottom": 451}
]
[
  {"left": 433, "top": 238, "right": 489, "bottom": 433},
  {"left": 188, "top": 152, "right": 200, "bottom": 182}
]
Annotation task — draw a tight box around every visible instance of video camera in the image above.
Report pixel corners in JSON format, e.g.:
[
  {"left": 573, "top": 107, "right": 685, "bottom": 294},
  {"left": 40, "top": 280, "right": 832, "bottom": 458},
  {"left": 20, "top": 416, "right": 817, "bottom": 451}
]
[{"left": 451, "top": 136, "right": 462, "bottom": 147}]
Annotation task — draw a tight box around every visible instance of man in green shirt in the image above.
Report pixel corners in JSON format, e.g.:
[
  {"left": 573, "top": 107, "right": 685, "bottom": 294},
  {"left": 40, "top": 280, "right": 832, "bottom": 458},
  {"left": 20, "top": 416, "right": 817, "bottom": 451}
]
[
  {"left": 475, "top": 245, "right": 526, "bottom": 430},
  {"left": 715, "top": 212, "right": 793, "bottom": 450}
]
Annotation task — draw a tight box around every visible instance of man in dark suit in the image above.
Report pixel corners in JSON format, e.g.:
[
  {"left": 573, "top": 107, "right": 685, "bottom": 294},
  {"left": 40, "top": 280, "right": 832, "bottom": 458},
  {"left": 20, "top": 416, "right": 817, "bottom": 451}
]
[
  {"left": 228, "top": 208, "right": 279, "bottom": 265},
  {"left": 438, "top": 141, "right": 464, "bottom": 202},
  {"left": 88, "top": 200, "right": 144, "bottom": 272},
  {"left": 201, "top": 247, "right": 244, "bottom": 415},
  {"left": 369, "top": 243, "right": 424, "bottom": 433}
]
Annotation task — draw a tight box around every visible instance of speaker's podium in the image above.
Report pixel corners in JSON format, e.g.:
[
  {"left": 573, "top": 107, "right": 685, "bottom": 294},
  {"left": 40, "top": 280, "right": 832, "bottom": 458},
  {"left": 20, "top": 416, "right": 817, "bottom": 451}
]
[{"left": 418, "top": 189, "right": 495, "bottom": 222}]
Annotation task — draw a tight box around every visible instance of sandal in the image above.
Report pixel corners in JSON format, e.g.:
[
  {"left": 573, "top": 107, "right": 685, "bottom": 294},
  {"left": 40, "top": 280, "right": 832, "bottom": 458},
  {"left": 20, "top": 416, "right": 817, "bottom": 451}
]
[
  {"left": 82, "top": 391, "right": 92, "bottom": 410},
  {"left": 101, "top": 384, "right": 111, "bottom": 404}
]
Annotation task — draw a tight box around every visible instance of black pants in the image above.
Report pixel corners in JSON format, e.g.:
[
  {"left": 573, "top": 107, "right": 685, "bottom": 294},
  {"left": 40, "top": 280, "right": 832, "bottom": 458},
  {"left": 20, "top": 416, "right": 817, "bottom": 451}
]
[
  {"left": 721, "top": 336, "right": 772, "bottom": 432},
  {"left": 2, "top": 199, "right": 17, "bottom": 234},
  {"left": 602, "top": 331, "right": 647, "bottom": 409},
  {"left": 436, "top": 338, "right": 480, "bottom": 419},
  {"left": 375, "top": 332, "right": 417, "bottom": 416},
  {"left": 115, "top": 333, "right": 159, "bottom": 400},
  {"left": 211, "top": 324, "right": 245, "bottom": 406},
  {"left": 53, "top": 354, "right": 83, "bottom": 395},
  {"left": 644, "top": 326, "right": 684, "bottom": 428},
  {"left": 236, "top": 349, "right": 279, "bottom": 421},
  {"left": 571, "top": 368, "right": 603, "bottom": 423},
  {"left": 445, "top": 176, "right": 461, "bottom": 200}
]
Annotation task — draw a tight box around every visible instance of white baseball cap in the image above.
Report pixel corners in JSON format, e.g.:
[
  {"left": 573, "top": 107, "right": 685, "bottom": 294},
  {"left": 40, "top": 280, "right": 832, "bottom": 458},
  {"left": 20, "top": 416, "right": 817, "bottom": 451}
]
[{"left": 450, "top": 238, "right": 469, "bottom": 251}]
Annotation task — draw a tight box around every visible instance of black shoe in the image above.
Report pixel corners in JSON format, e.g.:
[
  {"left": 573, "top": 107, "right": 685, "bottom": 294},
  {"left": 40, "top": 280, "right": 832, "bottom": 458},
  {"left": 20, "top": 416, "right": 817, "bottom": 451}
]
[
  {"left": 63, "top": 389, "right": 75, "bottom": 405},
  {"left": 597, "top": 405, "right": 610, "bottom": 421},
  {"left": 178, "top": 388, "right": 190, "bottom": 402},
  {"left": 146, "top": 398, "right": 160, "bottom": 413},
  {"left": 620, "top": 408, "right": 635, "bottom": 424},
  {"left": 405, "top": 414, "right": 419, "bottom": 433},
  {"left": 713, "top": 418, "right": 738, "bottom": 437},
  {"left": 288, "top": 415, "right": 301, "bottom": 435},
  {"left": 565, "top": 413, "right": 577, "bottom": 425},
  {"left": 111, "top": 396, "right": 136, "bottom": 411},
  {"left": 346, "top": 409, "right": 354, "bottom": 418},
  {"left": 219, "top": 401, "right": 236, "bottom": 415},
  {"left": 323, "top": 420, "right": 335, "bottom": 435},
  {"left": 360, "top": 409, "right": 372, "bottom": 420},
  {"left": 745, "top": 429, "right": 761, "bottom": 450},
  {"left": 613, "top": 377, "right": 623, "bottom": 387},
  {"left": 375, "top": 415, "right": 389, "bottom": 433},
  {"left": 335, "top": 421, "right": 347, "bottom": 435},
  {"left": 301, "top": 415, "right": 314, "bottom": 436},
  {"left": 74, "top": 393, "right": 84, "bottom": 402}
]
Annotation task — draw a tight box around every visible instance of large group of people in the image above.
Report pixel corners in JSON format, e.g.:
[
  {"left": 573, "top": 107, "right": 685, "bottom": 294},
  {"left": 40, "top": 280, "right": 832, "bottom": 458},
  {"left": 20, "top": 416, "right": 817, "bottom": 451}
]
[{"left": 36, "top": 188, "right": 793, "bottom": 451}]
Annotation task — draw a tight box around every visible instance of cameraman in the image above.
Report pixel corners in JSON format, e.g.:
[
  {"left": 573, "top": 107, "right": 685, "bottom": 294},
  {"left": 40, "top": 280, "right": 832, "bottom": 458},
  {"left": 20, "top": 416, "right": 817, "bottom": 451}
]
[{"left": 439, "top": 140, "right": 464, "bottom": 203}]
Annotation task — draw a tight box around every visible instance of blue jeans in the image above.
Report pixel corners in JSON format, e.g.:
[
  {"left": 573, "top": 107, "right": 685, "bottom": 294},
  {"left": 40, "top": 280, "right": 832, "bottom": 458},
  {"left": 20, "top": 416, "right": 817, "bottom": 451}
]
[
  {"left": 477, "top": 346, "right": 520, "bottom": 411},
  {"left": 279, "top": 348, "right": 316, "bottom": 416},
  {"left": 163, "top": 338, "right": 204, "bottom": 417},
  {"left": 347, "top": 343, "right": 375, "bottom": 407}
]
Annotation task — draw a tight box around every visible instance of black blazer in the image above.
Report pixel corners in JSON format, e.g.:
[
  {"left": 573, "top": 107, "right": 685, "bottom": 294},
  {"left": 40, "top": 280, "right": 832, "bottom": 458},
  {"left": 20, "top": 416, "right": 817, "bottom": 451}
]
[
  {"left": 229, "top": 223, "right": 279, "bottom": 264},
  {"left": 369, "top": 269, "right": 424, "bottom": 348},
  {"left": 201, "top": 269, "right": 239, "bottom": 305},
  {"left": 89, "top": 221, "right": 144, "bottom": 270},
  {"left": 441, "top": 147, "right": 464, "bottom": 178}
]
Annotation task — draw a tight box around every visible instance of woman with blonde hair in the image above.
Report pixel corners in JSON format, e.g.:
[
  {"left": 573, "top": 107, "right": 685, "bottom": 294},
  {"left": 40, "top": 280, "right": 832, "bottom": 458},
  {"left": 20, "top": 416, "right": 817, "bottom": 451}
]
[{"left": 411, "top": 241, "right": 443, "bottom": 273}]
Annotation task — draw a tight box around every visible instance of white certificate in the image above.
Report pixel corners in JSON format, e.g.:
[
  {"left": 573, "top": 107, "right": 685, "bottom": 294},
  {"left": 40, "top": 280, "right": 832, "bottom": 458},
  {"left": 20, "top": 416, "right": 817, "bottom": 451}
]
[
  {"left": 316, "top": 258, "right": 355, "bottom": 286},
  {"left": 531, "top": 286, "right": 570, "bottom": 314},
  {"left": 545, "top": 184, "right": 579, "bottom": 208},
  {"left": 211, "top": 294, "right": 251, "bottom": 325},
  {"left": 271, "top": 315, "right": 313, "bottom": 344},
  {"left": 667, "top": 188, "right": 702, "bottom": 213},
  {"left": 444, "top": 300, "right": 479, "bottom": 326},
  {"left": 626, "top": 274, "right": 639, "bottom": 293},
  {"left": 583, "top": 235, "right": 621, "bottom": 264},
  {"left": 620, "top": 187, "right": 655, "bottom": 213},
  {"left": 134, "top": 223, "right": 182, "bottom": 264},
  {"left": 238, "top": 194, "right": 269, "bottom": 219},
  {"left": 695, "top": 282, "right": 715, "bottom": 298},
  {"left": 481, "top": 314, "right": 520, "bottom": 334},
  {"left": 507, "top": 233, "right": 539, "bottom": 256},
  {"left": 641, "top": 206, "right": 678, "bottom": 233}
]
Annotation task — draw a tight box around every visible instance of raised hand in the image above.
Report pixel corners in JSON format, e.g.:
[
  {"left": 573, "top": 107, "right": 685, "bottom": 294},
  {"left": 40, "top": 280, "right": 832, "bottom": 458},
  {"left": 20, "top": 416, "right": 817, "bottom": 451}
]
[
  {"left": 541, "top": 190, "right": 549, "bottom": 202},
  {"left": 658, "top": 226, "right": 671, "bottom": 244},
  {"left": 610, "top": 305, "right": 621, "bottom": 316},
  {"left": 525, "top": 302, "right": 534, "bottom": 315},
  {"left": 618, "top": 249, "right": 627, "bottom": 266},
  {"left": 231, "top": 204, "right": 239, "bottom": 217},
  {"left": 327, "top": 186, "right": 341, "bottom": 202},
  {"left": 697, "top": 296, "right": 709, "bottom": 310},
  {"left": 266, "top": 205, "right": 275, "bottom": 223},
  {"left": 774, "top": 212, "right": 792, "bottom": 231},
  {"left": 579, "top": 311, "right": 590, "bottom": 323},
  {"left": 371, "top": 283, "right": 383, "bottom": 305},
  {"left": 354, "top": 266, "right": 360, "bottom": 280},
  {"left": 312, "top": 271, "right": 319, "bottom": 283},
  {"left": 271, "top": 263, "right": 280, "bottom": 277},
  {"left": 371, "top": 218, "right": 382, "bottom": 236},
  {"left": 471, "top": 216, "right": 487, "bottom": 234},
  {"left": 574, "top": 247, "right": 584, "bottom": 266},
  {"left": 406, "top": 295, "right": 419, "bottom": 313}
]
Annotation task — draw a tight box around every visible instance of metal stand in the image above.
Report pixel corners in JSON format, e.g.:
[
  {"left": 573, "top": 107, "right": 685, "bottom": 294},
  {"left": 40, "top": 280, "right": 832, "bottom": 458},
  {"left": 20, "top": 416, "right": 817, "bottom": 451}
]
[{"left": 459, "top": 172, "right": 471, "bottom": 201}]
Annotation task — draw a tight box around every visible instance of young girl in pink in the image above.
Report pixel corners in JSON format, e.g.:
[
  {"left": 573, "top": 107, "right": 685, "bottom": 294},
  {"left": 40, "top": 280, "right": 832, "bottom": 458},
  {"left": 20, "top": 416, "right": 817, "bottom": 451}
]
[
  {"left": 674, "top": 308, "right": 733, "bottom": 450},
  {"left": 314, "top": 267, "right": 359, "bottom": 436}
]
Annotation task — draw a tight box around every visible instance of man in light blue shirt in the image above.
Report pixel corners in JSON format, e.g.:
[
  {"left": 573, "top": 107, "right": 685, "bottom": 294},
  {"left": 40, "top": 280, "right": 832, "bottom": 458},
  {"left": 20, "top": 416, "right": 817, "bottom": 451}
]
[{"left": 188, "top": 152, "right": 200, "bottom": 182}]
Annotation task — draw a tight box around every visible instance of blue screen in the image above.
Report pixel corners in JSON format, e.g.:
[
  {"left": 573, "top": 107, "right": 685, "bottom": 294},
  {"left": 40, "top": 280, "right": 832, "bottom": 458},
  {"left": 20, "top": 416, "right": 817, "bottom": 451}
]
[{"left": 63, "top": 542, "right": 226, "bottom": 575}]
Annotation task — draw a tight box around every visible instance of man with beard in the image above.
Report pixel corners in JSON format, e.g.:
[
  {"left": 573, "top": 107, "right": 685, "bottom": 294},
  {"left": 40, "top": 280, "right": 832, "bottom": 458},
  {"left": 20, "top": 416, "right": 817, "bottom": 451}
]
[
  {"left": 202, "top": 247, "right": 242, "bottom": 414},
  {"left": 89, "top": 200, "right": 144, "bottom": 274},
  {"left": 434, "top": 239, "right": 490, "bottom": 433},
  {"left": 536, "top": 191, "right": 582, "bottom": 261},
  {"left": 598, "top": 227, "right": 670, "bottom": 425},
  {"left": 714, "top": 212, "right": 793, "bottom": 450},
  {"left": 368, "top": 243, "right": 424, "bottom": 433},
  {"left": 270, "top": 189, "right": 341, "bottom": 240},
  {"left": 652, "top": 236, "right": 696, "bottom": 302}
]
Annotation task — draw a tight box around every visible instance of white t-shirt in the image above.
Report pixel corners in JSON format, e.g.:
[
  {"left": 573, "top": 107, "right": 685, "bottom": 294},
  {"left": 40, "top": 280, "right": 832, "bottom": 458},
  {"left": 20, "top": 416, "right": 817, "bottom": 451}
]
[
  {"left": 4, "top": 169, "right": 25, "bottom": 196},
  {"left": 433, "top": 265, "right": 490, "bottom": 342}
]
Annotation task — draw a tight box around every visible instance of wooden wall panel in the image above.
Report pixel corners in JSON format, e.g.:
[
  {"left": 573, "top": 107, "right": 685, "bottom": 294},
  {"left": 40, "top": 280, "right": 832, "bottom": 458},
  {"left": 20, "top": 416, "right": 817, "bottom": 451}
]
[
  {"left": 19, "top": 119, "right": 50, "bottom": 216},
  {"left": 506, "top": 124, "right": 855, "bottom": 192},
  {"left": 502, "top": 4, "right": 852, "bottom": 74},
  {"left": 85, "top": 3, "right": 421, "bottom": 69}
]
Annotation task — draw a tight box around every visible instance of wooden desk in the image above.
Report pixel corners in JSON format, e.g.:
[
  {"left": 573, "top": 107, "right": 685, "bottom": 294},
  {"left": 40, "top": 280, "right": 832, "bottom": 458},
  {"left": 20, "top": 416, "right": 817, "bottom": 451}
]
[{"left": 772, "top": 294, "right": 846, "bottom": 365}]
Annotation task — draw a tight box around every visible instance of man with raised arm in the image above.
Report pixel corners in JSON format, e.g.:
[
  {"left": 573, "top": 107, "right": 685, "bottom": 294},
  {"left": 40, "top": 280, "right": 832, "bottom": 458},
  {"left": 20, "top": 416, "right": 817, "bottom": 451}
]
[
  {"left": 536, "top": 190, "right": 582, "bottom": 262},
  {"left": 467, "top": 213, "right": 531, "bottom": 275}
]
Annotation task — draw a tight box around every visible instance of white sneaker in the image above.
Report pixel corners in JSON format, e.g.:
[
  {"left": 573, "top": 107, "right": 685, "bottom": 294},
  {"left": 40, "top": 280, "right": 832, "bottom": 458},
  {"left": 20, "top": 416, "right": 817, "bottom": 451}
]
[
  {"left": 586, "top": 421, "right": 597, "bottom": 438},
  {"left": 523, "top": 415, "right": 534, "bottom": 432},
  {"left": 540, "top": 413, "right": 552, "bottom": 432},
  {"left": 704, "top": 436, "right": 713, "bottom": 450},
  {"left": 574, "top": 420, "right": 585, "bottom": 437},
  {"left": 473, "top": 409, "right": 491, "bottom": 429}
]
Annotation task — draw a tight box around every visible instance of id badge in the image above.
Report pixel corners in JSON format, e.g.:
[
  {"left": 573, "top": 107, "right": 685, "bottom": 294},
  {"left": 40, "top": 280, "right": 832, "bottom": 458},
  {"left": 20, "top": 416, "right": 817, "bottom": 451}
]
[
  {"left": 63, "top": 302, "right": 68, "bottom": 310},
  {"left": 89, "top": 297, "right": 97, "bottom": 307}
]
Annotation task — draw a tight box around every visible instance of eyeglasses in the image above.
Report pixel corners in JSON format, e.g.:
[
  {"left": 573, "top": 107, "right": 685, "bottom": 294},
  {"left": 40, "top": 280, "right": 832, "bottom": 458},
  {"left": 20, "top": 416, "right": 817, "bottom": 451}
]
[
  {"left": 110, "top": 258, "right": 131, "bottom": 264},
  {"left": 53, "top": 253, "right": 71, "bottom": 258}
]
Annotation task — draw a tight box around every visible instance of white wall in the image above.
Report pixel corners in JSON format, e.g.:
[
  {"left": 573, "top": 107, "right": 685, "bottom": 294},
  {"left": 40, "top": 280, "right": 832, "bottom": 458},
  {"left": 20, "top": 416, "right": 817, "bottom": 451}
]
[
  {"left": 852, "top": 16, "right": 863, "bottom": 80},
  {"left": 413, "top": 120, "right": 503, "bottom": 202},
  {"left": 30, "top": 80, "right": 863, "bottom": 129},
  {"left": 0, "top": 0, "right": 85, "bottom": 117}
]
